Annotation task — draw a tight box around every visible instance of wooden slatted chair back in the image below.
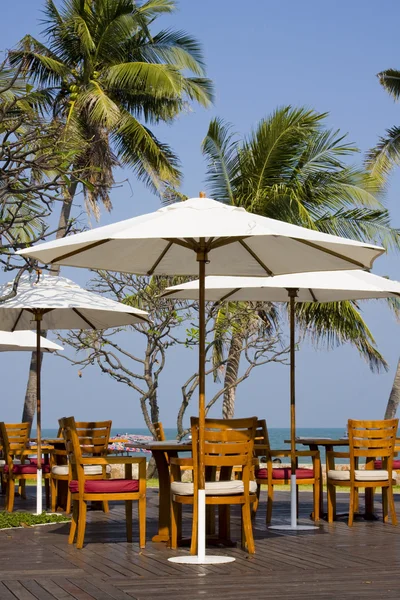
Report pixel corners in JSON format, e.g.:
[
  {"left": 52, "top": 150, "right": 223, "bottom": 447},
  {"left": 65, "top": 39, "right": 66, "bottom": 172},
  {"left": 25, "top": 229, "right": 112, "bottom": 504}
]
[
  {"left": 191, "top": 417, "right": 257, "bottom": 472},
  {"left": 74, "top": 421, "right": 112, "bottom": 456},
  {"left": 348, "top": 419, "right": 398, "bottom": 465},
  {"left": 153, "top": 422, "right": 166, "bottom": 441},
  {"left": 0, "top": 422, "right": 30, "bottom": 466},
  {"left": 254, "top": 419, "right": 270, "bottom": 457},
  {"left": 59, "top": 416, "right": 85, "bottom": 485}
]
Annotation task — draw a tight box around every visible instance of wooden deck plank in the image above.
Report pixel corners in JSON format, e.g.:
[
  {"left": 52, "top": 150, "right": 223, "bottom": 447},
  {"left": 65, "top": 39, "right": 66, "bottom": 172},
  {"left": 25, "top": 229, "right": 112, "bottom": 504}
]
[{"left": 1, "top": 488, "right": 400, "bottom": 599}]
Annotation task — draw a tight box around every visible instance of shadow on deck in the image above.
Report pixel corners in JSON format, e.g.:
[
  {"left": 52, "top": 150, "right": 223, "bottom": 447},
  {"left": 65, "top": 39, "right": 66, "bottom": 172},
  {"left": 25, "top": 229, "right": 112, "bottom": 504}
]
[{"left": 0, "top": 488, "right": 399, "bottom": 599}]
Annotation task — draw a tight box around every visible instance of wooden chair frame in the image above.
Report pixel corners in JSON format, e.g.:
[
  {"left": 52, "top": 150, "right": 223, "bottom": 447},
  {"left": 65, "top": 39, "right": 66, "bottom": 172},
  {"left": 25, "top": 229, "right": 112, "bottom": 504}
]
[
  {"left": 327, "top": 419, "right": 398, "bottom": 526},
  {"left": 60, "top": 416, "right": 146, "bottom": 549},
  {"left": 51, "top": 420, "right": 112, "bottom": 514},
  {"left": 170, "top": 416, "right": 258, "bottom": 555},
  {"left": 0, "top": 422, "right": 50, "bottom": 512},
  {"left": 253, "top": 419, "right": 320, "bottom": 523}
]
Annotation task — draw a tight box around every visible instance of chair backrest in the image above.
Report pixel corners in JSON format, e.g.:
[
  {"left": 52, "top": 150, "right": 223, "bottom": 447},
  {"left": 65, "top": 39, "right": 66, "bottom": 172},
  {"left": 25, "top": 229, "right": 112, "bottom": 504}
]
[
  {"left": 0, "top": 422, "right": 30, "bottom": 468},
  {"left": 190, "top": 417, "right": 257, "bottom": 490},
  {"left": 59, "top": 416, "right": 85, "bottom": 485},
  {"left": 348, "top": 419, "right": 399, "bottom": 468},
  {"left": 153, "top": 422, "right": 166, "bottom": 441},
  {"left": 254, "top": 419, "right": 270, "bottom": 457},
  {"left": 58, "top": 419, "right": 112, "bottom": 456}
]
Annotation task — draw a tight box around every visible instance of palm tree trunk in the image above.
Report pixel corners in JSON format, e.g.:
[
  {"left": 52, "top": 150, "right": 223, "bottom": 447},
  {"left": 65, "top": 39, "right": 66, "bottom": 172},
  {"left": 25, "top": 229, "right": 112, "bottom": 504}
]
[
  {"left": 222, "top": 331, "right": 244, "bottom": 419},
  {"left": 384, "top": 357, "right": 400, "bottom": 419},
  {"left": 21, "top": 179, "right": 78, "bottom": 428}
]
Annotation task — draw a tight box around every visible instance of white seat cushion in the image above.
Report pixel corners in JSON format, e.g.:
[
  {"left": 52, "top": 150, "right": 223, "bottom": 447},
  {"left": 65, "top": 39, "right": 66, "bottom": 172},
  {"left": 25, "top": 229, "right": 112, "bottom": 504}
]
[
  {"left": 51, "top": 465, "right": 111, "bottom": 476},
  {"left": 0, "top": 460, "right": 5, "bottom": 467},
  {"left": 328, "top": 469, "right": 392, "bottom": 482},
  {"left": 171, "top": 480, "right": 258, "bottom": 496},
  {"left": 0, "top": 459, "right": 21, "bottom": 466}
]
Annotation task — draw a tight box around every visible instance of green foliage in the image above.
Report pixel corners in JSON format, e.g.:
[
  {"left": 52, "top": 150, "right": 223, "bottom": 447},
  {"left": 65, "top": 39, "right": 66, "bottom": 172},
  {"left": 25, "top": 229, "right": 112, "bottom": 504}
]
[
  {"left": 9, "top": 0, "right": 213, "bottom": 215},
  {"left": 0, "top": 511, "right": 70, "bottom": 529},
  {"left": 201, "top": 107, "right": 400, "bottom": 371}
]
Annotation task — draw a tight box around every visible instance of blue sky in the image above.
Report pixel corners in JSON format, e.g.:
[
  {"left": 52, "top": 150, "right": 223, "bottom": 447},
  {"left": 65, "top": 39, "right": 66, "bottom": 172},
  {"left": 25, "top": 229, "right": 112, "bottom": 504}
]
[{"left": 1, "top": 0, "right": 399, "bottom": 429}]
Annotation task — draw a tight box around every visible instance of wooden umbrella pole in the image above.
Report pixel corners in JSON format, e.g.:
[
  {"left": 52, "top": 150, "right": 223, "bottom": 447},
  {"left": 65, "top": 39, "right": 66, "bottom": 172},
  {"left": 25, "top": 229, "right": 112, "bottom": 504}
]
[
  {"left": 197, "top": 240, "right": 207, "bottom": 560},
  {"left": 35, "top": 310, "right": 43, "bottom": 514},
  {"left": 288, "top": 288, "right": 298, "bottom": 527}
]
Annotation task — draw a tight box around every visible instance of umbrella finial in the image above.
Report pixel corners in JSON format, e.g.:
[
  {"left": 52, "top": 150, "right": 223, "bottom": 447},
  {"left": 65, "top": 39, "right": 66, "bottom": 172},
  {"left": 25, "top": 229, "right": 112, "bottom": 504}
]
[{"left": 199, "top": 191, "right": 206, "bottom": 198}]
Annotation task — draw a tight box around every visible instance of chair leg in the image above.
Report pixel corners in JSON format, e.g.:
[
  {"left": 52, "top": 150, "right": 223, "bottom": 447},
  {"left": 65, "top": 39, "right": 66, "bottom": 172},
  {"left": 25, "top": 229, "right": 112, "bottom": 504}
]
[
  {"left": 20, "top": 479, "right": 26, "bottom": 500},
  {"left": 66, "top": 488, "right": 71, "bottom": 515},
  {"left": 76, "top": 500, "right": 87, "bottom": 549},
  {"left": 252, "top": 484, "right": 260, "bottom": 520},
  {"left": 102, "top": 501, "right": 110, "bottom": 513},
  {"left": 388, "top": 485, "right": 397, "bottom": 526},
  {"left": 327, "top": 483, "right": 335, "bottom": 523},
  {"left": 382, "top": 487, "right": 389, "bottom": 524},
  {"left": 139, "top": 494, "right": 146, "bottom": 548},
  {"left": 190, "top": 498, "right": 198, "bottom": 556},
  {"left": 51, "top": 478, "right": 57, "bottom": 512},
  {"left": 266, "top": 484, "right": 274, "bottom": 524},
  {"left": 6, "top": 479, "right": 15, "bottom": 513},
  {"left": 354, "top": 488, "right": 359, "bottom": 514},
  {"left": 241, "top": 502, "right": 255, "bottom": 554},
  {"left": 125, "top": 500, "right": 133, "bottom": 543},
  {"left": 45, "top": 478, "right": 50, "bottom": 509},
  {"left": 313, "top": 478, "right": 320, "bottom": 522},
  {"left": 69, "top": 500, "right": 79, "bottom": 544},
  {"left": 170, "top": 498, "right": 178, "bottom": 550},
  {"left": 348, "top": 486, "right": 355, "bottom": 527}
]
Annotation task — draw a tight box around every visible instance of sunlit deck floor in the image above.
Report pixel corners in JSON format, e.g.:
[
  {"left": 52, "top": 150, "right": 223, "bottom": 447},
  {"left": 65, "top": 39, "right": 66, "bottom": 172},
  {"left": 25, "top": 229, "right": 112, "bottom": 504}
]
[{"left": 0, "top": 488, "right": 399, "bottom": 599}]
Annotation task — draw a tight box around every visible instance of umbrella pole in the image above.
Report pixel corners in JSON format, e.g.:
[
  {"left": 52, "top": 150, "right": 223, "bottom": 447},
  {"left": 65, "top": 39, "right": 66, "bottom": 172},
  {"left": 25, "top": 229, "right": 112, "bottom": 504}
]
[
  {"left": 288, "top": 288, "right": 298, "bottom": 528},
  {"left": 35, "top": 312, "right": 43, "bottom": 515},
  {"left": 197, "top": 243, "right": 207, "bottom": 561}
]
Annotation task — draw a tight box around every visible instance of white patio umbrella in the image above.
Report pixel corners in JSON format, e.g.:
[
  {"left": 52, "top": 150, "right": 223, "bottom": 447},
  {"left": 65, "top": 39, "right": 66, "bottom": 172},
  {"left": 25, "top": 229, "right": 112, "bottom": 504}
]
[
  {"left": 0, "top": 330, "right": 63, "bottom": 352},
  {"left": 17, "top": 196, "right": 385, "bottom": 562},
  {"left": 0, "top": 273, "right": 149, "bottom": 514},
  {"left": 163, "top": 270, "right": 400, "bottom": 530}
]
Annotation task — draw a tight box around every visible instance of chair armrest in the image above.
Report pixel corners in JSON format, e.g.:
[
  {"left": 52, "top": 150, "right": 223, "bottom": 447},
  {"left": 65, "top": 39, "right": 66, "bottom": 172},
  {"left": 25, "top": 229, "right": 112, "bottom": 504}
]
[
  {"left": 79, "top": 456, "right": 146, "bottom": 465},
  {"left": 169, "top": 457, "right": 193, "bottom": 467},
  {"left": 326, "top": 451, "right": 350, "bottom": 459}
]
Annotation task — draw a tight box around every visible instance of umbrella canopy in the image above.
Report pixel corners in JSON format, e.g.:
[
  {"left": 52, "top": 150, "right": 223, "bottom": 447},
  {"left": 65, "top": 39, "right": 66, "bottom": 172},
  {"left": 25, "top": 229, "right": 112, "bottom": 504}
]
[
  {"left": 0, "top": 330, "right": 63, "bottom": 352},
  {"left": 163, "top": 270, "right": 400, "bottom": 302},
  {"left": 0, "top": 274, "right": 149, "bottom": 330},
  {"left": 164, "top": 270, "right": 400, "bottom": 530},
  {"left": 16, "top": 196, "right": 386, "bottom": 561},
  {"left": 17, "top": 197, "right": 384, "bottom": 275},
  {"left": 0, "top": 273, "right": 149, "bottom": 515}
]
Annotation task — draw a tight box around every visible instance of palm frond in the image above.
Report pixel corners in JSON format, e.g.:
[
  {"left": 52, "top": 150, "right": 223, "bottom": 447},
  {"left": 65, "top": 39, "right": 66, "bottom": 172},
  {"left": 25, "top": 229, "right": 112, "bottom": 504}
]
[
  {"left": 202, "top": 117, "right": 239, "bottom": 204},
  {"left": 377, "top": 69, "right": 400, "bottom": 101},
  {"left": 366, "top": 126, "right": 400, "bottom": 181}
]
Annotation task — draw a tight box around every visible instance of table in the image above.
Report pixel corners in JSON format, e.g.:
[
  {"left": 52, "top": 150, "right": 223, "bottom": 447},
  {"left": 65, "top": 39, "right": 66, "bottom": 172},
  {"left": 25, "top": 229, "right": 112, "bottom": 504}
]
[
  {"left": 134, "top": 441, "right": 191, "bottom": 542},
  {"left": 291, "top": 437, "right": 375, "bottom": 519}
]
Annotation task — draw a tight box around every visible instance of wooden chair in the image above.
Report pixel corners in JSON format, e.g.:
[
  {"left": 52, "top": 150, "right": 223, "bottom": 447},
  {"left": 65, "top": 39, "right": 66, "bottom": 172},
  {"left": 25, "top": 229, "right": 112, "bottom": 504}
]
[
  {"left": 50, "top": 420, "right": 112, "bottom": 513},
  {"left": 327, "top": 419, "right": 398, "bottom": 526},
  {"left": 60, "top": 416, "right": 146, "bottom": 549},
  {"left": 253, "top": 419, "right": 321, "bottom": 523},
  {"left": 153, "top": 422, "right": 166, "bottom": 441},
  {"left": 0, "top": 422, "right": 51, "bottom": 512},
  {"left": 170, "top": 416, "right": 258, "bottom": 555}
]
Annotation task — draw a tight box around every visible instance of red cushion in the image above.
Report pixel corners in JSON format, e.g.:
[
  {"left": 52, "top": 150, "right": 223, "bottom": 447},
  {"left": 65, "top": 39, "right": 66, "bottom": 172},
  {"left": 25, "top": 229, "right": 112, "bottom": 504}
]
[
  {"left": 256, "top": 467, "right": 314, "bottom": 480},
  {"left": 4, "top": 464, "right": 50, "bottom": 474},
  {"left": 69, "top": 479, "right": 139, "bottom": 494},
  {"left": 29, "top": 458, "right": 38, "bottom": 465},
  {"left": 374, "top": 459, "right": 400, "bottom": 469}
]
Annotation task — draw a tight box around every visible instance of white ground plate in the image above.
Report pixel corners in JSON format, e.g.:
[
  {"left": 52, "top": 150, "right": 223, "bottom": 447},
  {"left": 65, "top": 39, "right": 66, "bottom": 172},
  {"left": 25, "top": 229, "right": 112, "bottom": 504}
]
[{"left": 169, "top": 555, "right": 235, "bottom": 564}]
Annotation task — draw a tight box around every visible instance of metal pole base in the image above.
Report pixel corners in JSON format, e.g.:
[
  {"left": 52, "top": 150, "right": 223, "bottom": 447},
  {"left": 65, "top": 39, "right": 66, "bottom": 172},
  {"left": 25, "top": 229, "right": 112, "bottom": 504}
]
[
  {"left": 269, "top": 524, "right": 319, "bottom": 531},
  {"left": 168, "top": 555, "right": 235, "bottom": 565}
]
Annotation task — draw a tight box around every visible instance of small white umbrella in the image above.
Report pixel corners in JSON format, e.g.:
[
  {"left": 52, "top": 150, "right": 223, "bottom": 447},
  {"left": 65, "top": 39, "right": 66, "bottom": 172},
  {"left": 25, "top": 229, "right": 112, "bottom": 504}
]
[
  {"left": 0, "top": 330, "right": 63, "bottom": 352},
  {"left": 0, "top": 273, "right": 149, "bottom": 514},
  {"left": 164, "top": 270, "right": 400, "bottom": 529},
  {"left": 17, "top": 196, "right": 385, "bottom": 562}
]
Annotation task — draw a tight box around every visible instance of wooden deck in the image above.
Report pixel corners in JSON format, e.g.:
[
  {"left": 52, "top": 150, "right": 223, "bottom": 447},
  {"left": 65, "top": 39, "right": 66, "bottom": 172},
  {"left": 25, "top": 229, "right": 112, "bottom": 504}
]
[{"left": 1, "top": 488, "right": 399, "bottom": 599}]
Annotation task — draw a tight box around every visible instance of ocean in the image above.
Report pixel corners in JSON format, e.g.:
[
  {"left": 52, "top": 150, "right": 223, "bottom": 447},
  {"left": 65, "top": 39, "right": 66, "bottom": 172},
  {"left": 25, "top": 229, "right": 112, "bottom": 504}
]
[{"left": 37, "top": 426, "right": 349, "bottom": 464}]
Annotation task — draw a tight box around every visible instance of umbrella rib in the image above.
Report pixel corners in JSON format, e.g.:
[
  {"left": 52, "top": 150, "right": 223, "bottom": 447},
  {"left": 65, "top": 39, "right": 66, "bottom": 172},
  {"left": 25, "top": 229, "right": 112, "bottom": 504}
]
[
  {"left": 11, "top": 309, "right": 25, "bottom": 332},
  {"left": 210, "top": 236, "right": 248, "bottom": 250},
  {"left": 72, "top": 307, "right": 97, "bottom": 330},
  {"left": 293, "top": 238, "right": 374, "bottom": 269},
  {"left": 147, "top": 241, "right": 173, "bottom": 275},
  {"left": 164, "top": 238, "right": 196, "bottom": 251},
  {"left": 309, "top": 288, "right": 318, "bottom": 302},
  {"left": 238, "top": 240, "right": 274, "bottom": 275},
  {"left": 50, "top": 239, "right": 111, "bottom": 264},
  {"left": 219, "top": 288, "right": 242, "bottom": 303}
]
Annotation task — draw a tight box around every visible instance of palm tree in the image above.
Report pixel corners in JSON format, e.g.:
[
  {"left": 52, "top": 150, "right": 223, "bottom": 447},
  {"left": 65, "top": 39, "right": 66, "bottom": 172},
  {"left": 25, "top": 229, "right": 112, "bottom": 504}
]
[
  {"left": 202, "top": 107, "right": 400, "bottom": 418},
  {"left": 9, "top": 0, "right": 213, "bottom": 425},
  {"left": 366, "top": 69, "right": 400, "bottom": 419}
]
